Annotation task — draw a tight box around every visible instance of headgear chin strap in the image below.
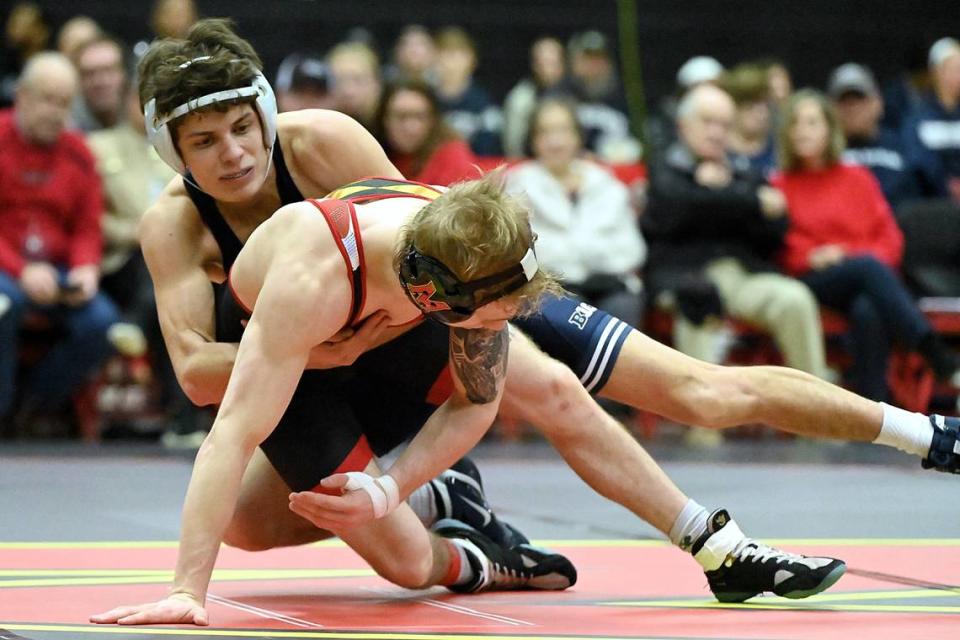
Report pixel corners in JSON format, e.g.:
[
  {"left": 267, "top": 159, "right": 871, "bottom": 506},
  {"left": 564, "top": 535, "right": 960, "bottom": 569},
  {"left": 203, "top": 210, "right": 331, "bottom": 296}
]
[
  {"left": 399, "top": 245, "right": 539, "bottom": 324},
  {"left": 144, "top": 68, "right": 278, "bottom": 175}
]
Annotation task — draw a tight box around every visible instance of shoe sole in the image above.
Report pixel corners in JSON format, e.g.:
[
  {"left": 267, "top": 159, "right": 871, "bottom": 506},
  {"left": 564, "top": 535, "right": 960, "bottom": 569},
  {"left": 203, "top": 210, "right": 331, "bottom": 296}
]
[
  {"left": 713, "top": 563, "right": 847, "bottom": 603},
  {"left": 779, "top": 563, "right": 847, "bottom": 599}
]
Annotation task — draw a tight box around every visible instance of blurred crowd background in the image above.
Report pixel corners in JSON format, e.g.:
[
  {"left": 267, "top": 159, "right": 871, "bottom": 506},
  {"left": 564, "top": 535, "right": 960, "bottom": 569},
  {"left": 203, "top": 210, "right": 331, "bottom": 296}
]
[{"left": 3, "top": 0, "right": 960, "bottom": 449}]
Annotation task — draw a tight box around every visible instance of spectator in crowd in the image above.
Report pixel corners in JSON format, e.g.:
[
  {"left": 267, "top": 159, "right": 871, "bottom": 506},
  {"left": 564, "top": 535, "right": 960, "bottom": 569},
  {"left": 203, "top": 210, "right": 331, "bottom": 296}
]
[
  {"left": 56, "top": 15, "right": 101, "bottom": 63},
  {"left": 433, "top": 26, "right": 501, "bottom": 156},
  {"left": 830, "top": 62, "right": 946, "bottom": 208},
  {"left": 506, "top": 98, "right": 645, "bottom": 325},
  {"left": 0, "top": 2, "right": 51, "bottom": 108},
  {"left": 772, "top": 89, "right": 960, "bottom": 401},
  {"left": 643, "top": 84, "right": 828, "bottom": 383},
  {"left": 904, "top": 37, "right": 960, "bottom": 201},
  {"left": 376, "top": 80, "right": 478, "bottom": 185},
  {"left": 328, "top": 41, "right": 382, "bottom": 132},
  {"left": 384, "top": 24, "right": 436, "bottom": 85},
  {"left": 501, "top": 36, "right": 569, "bottom": 158},
  {"left": 150, "top": 0, "right": 198, "bottom": 39},
  {"left": 88, "top": 76, "right": 204, "bottom": 439},
  {"left": 882, "top": 43, "right": 932, "bottom": 131},
  {"left": 274, "top": 52, "right": 333, "bottom": 112},
  {"left": 723, "top": 63, "right": 777, "bottom": 176},
  {"left": 647, "top": 55, "right": 725, "bottom": 159},
  {"left": 566, "top": 30, "right": 639, "bottom": 163},
  {"left": 133, "top": 0, "right": 199, "bottom": 59},
  {"left": 760, "top": 58, "right": 793, "bottom": 110},
  {"left": 0, "top": 53, "right": 120, "bottom": 424},
  {"left": 72, "top": 35, "right": 128, "bottom": 132}
]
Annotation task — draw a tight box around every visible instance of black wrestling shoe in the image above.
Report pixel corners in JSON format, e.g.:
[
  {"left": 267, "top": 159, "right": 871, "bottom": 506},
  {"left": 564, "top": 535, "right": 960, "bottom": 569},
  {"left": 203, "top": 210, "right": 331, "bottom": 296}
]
[
  {"left": 433, "top": 518, "right": 577, "bottom": 593},
  {"left": 431, "top": 457, "right": 529, "bottom": 547},
  {"left": 691, "top": 509, "right": 846, "bottom": 603},
  {"left": 922, "top": 415, "right": 960, "bottom": 474}
]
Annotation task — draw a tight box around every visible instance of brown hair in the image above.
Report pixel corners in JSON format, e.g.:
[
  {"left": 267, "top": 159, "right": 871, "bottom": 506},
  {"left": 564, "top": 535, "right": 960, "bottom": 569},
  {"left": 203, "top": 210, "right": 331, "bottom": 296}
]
[
  {"left": 720, "top": 63, "right": 770, "bottom": 105},
  {"left": 434, "top": 26, "right": 476, "bottom": 55},
  {"left": 394, "top": 169, "right": 561, "bottom": 314},
  {"left": 526, "top": 96, "right": 583, "bottom": 156},
  {"left": 777, "top": 88, "right": 846, "bottom": 172},
  {"left": 137, "top": 18, "right": 261, "bottom": 125},
  {"left": 377, "top": 79, "right": 459, "bottom": 177}
]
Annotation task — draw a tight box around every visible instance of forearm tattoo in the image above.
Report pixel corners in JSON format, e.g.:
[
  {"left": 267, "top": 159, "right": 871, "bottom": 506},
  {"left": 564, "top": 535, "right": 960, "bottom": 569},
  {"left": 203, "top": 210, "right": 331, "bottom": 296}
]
[{"left": 449, "top": 327, "right": 509, "bottom": 404}]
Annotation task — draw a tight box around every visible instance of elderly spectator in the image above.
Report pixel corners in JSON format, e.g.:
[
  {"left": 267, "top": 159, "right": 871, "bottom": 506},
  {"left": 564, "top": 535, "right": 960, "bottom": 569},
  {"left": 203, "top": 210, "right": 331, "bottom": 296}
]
[
  {"left": 72, "top": 35, "right": 127, "bottom": 132},
  {"left": 772, "top": 90, "right": 959, "bottom": 401},
  {"left": 647, "top": 55, "right": 725, "bottom": 159},
  {"left": 376, "top": 80, "right": 477, "bottom": 185},
  {"left": 0, "top": 52, "right": 120, "bottom": 424},
  {"left": 830, "top": 62, "right": 946, "bottom": 208},
  {"left": 506, "top": 98, "right": 645, "bottom": 324},
  {"left": 643, "top": 84, "right": 828, "bottom": 382},
  {"left": 501, "top": 36, "right": 570, "bottom": 158},
  {"left": 328, "top": 41, "right": 382, "bottom": 132},
  {"left": 904, "top": 37, "right": 960, "bottom": 201}
]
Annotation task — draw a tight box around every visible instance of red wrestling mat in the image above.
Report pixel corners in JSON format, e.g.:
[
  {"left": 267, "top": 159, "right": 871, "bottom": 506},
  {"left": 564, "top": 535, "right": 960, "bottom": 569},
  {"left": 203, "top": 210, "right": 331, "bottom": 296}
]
[{"left": 0, "top": 539, "right": 958, "bottom": 640}]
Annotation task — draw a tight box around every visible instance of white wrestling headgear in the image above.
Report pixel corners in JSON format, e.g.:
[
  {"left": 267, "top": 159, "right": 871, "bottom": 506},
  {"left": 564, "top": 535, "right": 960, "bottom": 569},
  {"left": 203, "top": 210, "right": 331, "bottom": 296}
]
[{"left": 143, "top": 57, "right": 278, "bottom": 175}]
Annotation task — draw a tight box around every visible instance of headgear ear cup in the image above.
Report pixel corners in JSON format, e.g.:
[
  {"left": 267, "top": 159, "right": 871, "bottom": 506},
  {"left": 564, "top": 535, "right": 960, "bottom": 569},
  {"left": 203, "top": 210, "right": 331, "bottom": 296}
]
[{"left": 144, "top": 71, "right": 279, "bottom": 175}]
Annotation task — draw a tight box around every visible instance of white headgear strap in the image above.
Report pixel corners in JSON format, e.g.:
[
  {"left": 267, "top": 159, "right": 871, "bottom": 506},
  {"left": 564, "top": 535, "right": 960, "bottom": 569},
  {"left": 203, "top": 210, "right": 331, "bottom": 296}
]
[{"left": 144, "top": 68, "right": 278, "bottom": 176}]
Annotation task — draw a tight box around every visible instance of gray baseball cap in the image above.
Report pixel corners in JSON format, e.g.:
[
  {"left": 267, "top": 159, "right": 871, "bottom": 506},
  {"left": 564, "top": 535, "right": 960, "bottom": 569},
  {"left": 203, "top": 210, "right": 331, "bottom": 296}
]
[{"left": 828, "top": 63, "right": 878, "bottom": 99}]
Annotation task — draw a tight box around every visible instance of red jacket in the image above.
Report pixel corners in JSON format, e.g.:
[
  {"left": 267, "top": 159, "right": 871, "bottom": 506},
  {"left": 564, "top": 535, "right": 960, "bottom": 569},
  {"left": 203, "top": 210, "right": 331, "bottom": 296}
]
[
  {"left": 391, "top": 139, "right": 478, "bottom": 187},
  {"left": 771, "top": 163, "right": 903, "bottom": 276},
  {"left": 0, "top": 109, "right": 103, "bottom": 277}
]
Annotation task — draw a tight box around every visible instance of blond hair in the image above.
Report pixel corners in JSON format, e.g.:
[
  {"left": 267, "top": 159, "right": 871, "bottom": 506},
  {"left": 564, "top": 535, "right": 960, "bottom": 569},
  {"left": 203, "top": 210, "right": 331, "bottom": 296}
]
[{"left": 395, "top": 170, "right": 562, "bottom": 314}]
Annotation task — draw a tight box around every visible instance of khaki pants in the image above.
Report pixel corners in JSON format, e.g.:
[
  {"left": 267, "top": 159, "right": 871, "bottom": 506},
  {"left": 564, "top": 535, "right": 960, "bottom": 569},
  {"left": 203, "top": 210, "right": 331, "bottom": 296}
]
[{"left": 673, "top": 258, "right": 828, "bottom": 379}]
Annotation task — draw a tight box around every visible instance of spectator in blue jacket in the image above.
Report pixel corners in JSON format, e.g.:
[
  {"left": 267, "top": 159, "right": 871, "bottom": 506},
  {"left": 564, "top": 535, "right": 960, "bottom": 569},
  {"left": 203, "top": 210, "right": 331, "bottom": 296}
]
[{"left": 831, "top": 62, "right": 947, "bottom": 208}]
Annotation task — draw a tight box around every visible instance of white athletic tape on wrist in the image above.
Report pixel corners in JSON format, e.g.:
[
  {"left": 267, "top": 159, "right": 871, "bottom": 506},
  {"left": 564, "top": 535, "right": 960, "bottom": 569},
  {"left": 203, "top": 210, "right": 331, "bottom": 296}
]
[
  {"left": 342, "top": 472, "right": 400, "bottom": 518},
  {"left": 693, "top": 518, "right": 745, "bottom": 571}
]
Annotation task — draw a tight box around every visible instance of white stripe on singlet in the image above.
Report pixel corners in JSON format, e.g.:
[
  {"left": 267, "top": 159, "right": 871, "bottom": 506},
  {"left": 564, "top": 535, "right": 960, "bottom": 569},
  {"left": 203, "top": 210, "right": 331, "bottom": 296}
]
[{"left": 579, "top": 317, "right": 630, "bottom": 392}]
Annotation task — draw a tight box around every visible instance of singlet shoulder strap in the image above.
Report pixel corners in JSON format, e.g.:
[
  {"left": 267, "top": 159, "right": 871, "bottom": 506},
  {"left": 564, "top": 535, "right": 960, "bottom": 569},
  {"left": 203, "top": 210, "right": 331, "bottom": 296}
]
[
  {"left": 183, "top": 175, "right": 244, "bottom": 272},
  {"left": 272, "top": 140, "right": 305, "bottom": 205},
  {"left": 306, "top": 198, "right": 367, "bottom": 328}
]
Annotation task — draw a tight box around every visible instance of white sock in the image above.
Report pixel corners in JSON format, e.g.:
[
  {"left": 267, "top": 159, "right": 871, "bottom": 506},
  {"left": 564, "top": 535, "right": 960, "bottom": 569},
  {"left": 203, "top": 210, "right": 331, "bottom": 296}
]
[
  {"left": 668, "top": 499, "right": 709, "bottom": 549},
  {"left": 407, "top": 483, "right": 438, "bottom": 526},
  {"left": 876, "top": 403, "right": 934, "bottom": 458}
]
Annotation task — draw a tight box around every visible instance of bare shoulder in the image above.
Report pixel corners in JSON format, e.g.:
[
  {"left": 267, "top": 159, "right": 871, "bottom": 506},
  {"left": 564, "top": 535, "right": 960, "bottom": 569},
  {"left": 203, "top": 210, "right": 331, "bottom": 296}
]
[
  {"left": 256, "top": 200, "right": 335, "bottom": 254},
  {"left": 139, "top": 180, "right": 207, "bottom": 271},
  {"left": 278, "top": 109, "right": 400, "bottom": 193}
]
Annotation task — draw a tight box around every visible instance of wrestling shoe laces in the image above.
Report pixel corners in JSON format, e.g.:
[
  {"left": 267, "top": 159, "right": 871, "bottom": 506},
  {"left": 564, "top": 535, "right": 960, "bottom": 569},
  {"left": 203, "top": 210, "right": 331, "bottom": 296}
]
[
  {"left": 692, "top": 509, "right": 846, "bottom": 603},
  {"left": 922, "top": 414, "right": 960, "bottom": 474},
  {"left": 433, "top": 518, "right": 576, "bottom": 593}
]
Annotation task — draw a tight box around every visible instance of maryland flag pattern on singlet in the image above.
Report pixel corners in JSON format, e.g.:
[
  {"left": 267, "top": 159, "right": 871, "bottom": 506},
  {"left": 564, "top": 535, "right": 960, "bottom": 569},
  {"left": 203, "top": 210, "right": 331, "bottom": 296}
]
[{"left": 325, "top": 177, "right": 442, "bottom": 205}]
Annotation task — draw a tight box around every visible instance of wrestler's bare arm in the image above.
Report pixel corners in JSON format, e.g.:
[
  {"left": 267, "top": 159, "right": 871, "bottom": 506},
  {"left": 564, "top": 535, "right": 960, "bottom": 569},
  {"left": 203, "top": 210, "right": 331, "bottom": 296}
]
[
  {"left": 140, "top": 188, "right": 239, "bottom": 406},
  {"left": 169, "top": 252, "right": 351, "bottom": 605},
  {"left": 385, "top": 326, "right": 509, "bottom": 497},
  {"left": 287, "top": 110, "right": 402, "bottom": 192}
]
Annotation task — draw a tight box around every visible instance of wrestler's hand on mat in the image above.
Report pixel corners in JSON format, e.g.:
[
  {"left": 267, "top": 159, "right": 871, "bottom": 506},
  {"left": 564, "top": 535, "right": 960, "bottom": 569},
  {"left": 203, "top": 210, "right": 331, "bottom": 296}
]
[
  {"left": 90, "top": 593, "right": 208, "bottom": 626},
  {"left": 289, "top": 476, "right": 380, "bottom": 531},
  {"left": 306, "top": 310, "right": 391, "bottom": 369}
]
